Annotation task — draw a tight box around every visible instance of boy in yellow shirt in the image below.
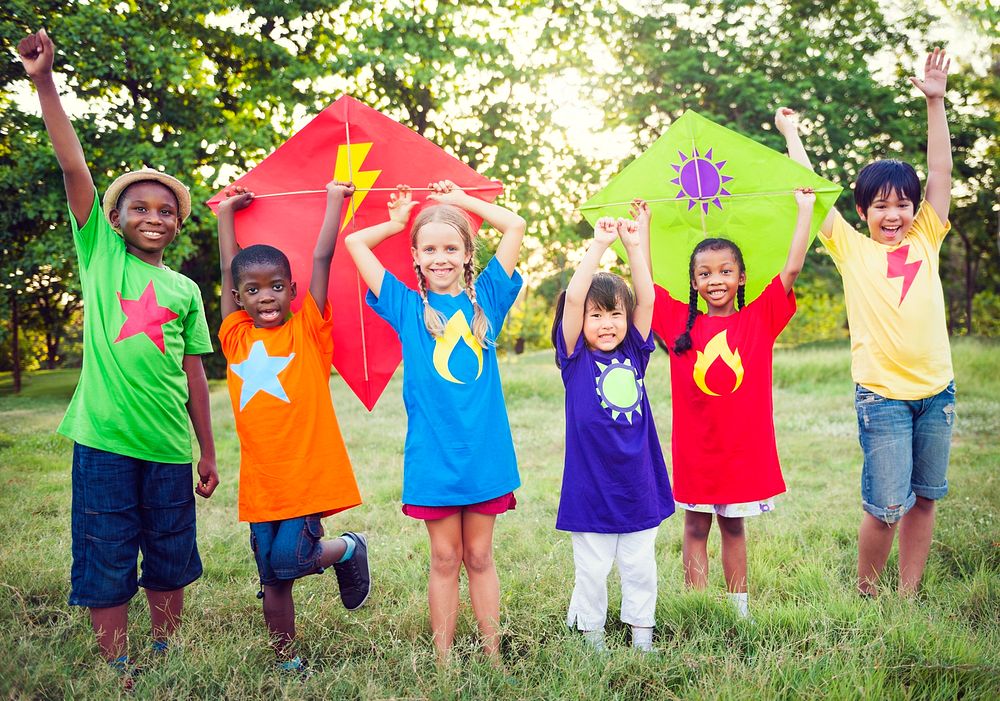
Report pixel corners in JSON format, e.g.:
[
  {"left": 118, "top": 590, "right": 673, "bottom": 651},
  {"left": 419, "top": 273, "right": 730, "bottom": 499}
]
[{"left": 777, "top": 48, "right": 955, "bottom": 596}]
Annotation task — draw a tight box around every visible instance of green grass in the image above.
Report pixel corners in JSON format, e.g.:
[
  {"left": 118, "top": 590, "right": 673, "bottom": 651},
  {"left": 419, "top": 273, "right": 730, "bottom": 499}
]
[{"left": 1, "top": 338, "right": 998, "bottom": 699}]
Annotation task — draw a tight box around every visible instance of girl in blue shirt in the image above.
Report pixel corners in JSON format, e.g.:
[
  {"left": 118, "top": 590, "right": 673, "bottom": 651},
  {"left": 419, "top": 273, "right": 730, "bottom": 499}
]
[{"left": 345, "top": 180, "right": 525, "bottom": 666}]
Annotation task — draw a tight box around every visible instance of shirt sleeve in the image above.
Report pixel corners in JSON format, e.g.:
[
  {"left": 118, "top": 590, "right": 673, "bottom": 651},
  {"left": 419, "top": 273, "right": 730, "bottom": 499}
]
[
  {"left": 912, "top": 201, "right": 952, "bottom": 249},
  {"left": 651, "top": 284, "right": 691, "bottom": 349},
  {"left": 219, "top": 310, "right": 252, "bottom": 361},
  {"left": 181, "top": 280, "right": 214, "bottom": 355},
  {"left": 298, "top": 294, "right": 335, "bottom": 357},
  {"left": 749, "top": 275, "right": 797, "bottom": 338},
  {"left": 820, "top": 211, "right": 861, "bottom": 265},
  {"left": 555, "top": 318, "right": 585, "bottom": 367},
  {"left": 365, "top": 270, "right": 410, "bottom": 334},
  {"left": 474, "top": 257, "right": 524, "bottom": 340},
  {"left": 68, "top": 189, "right": 114, "bottom": 270},
  {"left": 623, "top": 323, "right": 656, "bottom": 373}
]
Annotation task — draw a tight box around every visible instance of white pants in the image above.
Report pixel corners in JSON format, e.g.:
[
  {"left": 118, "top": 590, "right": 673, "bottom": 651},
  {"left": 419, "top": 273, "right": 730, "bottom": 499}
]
[{"left": 566, "top": 527, "right": 658, "bottom": 631}]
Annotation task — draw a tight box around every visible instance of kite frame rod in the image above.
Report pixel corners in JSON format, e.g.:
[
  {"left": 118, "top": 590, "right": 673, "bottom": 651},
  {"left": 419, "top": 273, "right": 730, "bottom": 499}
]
[
  {"left": 250, "top": 184, "right": 504, "bottom": 200},
  {"left": 577, "top": 186, "right": 843, "bottom": 211}
]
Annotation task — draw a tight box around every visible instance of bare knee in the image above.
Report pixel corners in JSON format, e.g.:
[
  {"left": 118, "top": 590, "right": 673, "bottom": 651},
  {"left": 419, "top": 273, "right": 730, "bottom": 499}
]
[
  {"left": 684, "top": 513, "right": 712, "bottom": 541},
  {"left": 463, "top": 546, "right": 495, "bottom": 575},
  {"left": 717, "top": 515, "right": 744, "bottom": 538},
  {"left": 431, "top": 547, "right": 463, "bottom": 576},
  {"left": 911, "top": 496, "right": 936, "bottom": 513}
]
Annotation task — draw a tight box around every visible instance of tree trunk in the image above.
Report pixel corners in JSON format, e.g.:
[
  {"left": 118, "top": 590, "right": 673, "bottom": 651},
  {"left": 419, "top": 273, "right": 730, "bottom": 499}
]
[{"left": 10, "top": 290, "right": 21, "bottom": 394}]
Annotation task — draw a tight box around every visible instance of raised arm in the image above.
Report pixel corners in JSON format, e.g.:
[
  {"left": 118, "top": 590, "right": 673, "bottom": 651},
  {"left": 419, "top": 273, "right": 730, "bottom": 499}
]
[
  {"left": 18, "top": 30, "right": 94, "bottom": 226},
  {"left": 562, "top": 218, "right": 618, "bottom": 354},
  {"left": 629, "top": 199, "right": 652, "bottom": 277},
  {"left": 780, "top": 188, "right": 816, "bottom": 294},
  {"left": 910, "top": 48, "right": 952, "bottom": 223},
  {"left": 344, "top": 185, "right": 417, "bottom": 298},
  {"left": 217, "top": 187, "right": 255, "bottom": 318},
  {"left": 309, "top": 181, "right": 355, "bottom": 307},
  {"left": 427, "top": 180, "right": 526, "bottom": 276},
  {"left": 775, "top": 107, "right": 836, "bottom": 237},
  {"left": 618, "top": 218, "right": 654, "bottom": 339}
]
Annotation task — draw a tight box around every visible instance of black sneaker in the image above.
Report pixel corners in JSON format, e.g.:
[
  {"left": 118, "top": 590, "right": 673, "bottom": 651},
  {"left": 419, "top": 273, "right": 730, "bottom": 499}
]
[{"left": 333, "top": 532, "right": 370, "bottom": 610}]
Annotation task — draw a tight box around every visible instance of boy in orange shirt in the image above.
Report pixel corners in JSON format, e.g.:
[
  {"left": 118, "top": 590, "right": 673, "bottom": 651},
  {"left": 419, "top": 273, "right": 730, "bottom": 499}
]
[{"left": 217, "top": 182, "right": 369, "bottom": 672}]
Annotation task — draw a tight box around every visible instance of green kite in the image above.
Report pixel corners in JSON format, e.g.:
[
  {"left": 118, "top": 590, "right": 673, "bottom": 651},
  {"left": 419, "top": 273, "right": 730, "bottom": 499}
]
[{"left": 581, "top": 110, "right": 842, "bottom": 307}]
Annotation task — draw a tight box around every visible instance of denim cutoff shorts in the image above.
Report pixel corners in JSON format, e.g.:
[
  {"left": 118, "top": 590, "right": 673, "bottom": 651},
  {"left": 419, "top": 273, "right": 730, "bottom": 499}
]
[
  {"left": 249, "top": 514, "right": 325, "bottom": 586},
  {"left": 70, "top": 443, "right": 202, "bottom": 608},
  {"left": 855, "top": 381, "right": 955, "bottom": 524}
]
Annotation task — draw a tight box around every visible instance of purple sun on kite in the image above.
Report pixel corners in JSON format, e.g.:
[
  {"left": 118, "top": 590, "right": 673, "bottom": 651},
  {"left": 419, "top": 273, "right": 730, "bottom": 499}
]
[{"left": 671, "top": 147, "right": 733, "bottom": 214}]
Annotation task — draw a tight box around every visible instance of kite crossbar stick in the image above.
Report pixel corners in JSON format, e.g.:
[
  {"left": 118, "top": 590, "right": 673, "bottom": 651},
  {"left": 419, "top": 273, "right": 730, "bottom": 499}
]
[
  {"left": 250, "top": 183, "right": 504, "bottom": 200},
  {"left": 577, "top": 186, "right": 842, "bottom": 211}
]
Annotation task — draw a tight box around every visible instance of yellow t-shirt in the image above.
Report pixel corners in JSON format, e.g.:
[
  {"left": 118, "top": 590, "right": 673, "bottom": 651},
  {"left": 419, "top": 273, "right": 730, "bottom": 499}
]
[{"left": 821, "top": 203, "right": 952, "bottom": 400}]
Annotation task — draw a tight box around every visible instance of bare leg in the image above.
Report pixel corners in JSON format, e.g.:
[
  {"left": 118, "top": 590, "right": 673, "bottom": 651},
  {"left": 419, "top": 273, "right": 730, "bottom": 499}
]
[
  {"left": 857, "top": 511, "right": 899, "bottom": 596},
  {"left": 461, "top": 511, "right": 501, "bottom": 664},
  {"left": 90, "top": 604, "right": 128, "bottom": 662},
  {"left": 425, "top": 513, "right": 463, "bottom": 666},
  {"left": 145, "top": 587, "right": 183, "bottom": 647},
  {"left": 682, "top": 511, "right": 713, "bottom": 589},
  {"left": 261, "top": 580, "right": 296, "bottom": 658},
  {"left": 317, "top": 537, "right": 349, "bottom": 569},
  {"left": 717, "top": 515, "right": 747, "bottom": 593},
  {"left": 898, "top": 497, "right": 936, "bottom": 596}
]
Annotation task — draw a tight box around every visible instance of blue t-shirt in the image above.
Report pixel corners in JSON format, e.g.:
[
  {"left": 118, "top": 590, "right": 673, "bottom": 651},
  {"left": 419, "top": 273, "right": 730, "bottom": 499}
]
[
  {"left": 555, "top": 323, "right": 674, "bottom": 533},
  {"left": 367, "top": 257, "right": 522, "bottom": 506}
]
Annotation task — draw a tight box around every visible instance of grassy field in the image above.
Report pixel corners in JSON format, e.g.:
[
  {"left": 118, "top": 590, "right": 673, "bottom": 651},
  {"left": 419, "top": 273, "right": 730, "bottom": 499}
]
[{"left": 0, "top": 339, "right": 997, "bottom": 700}]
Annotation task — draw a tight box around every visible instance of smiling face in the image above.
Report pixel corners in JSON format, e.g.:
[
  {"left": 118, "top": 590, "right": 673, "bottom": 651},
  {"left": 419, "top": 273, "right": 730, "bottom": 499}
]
[
  {"left": 411, "top": 221, "right": 472, "bottom": 295},
  {"left": 233, "top": 263, "right": 297, "bottom": 328},
  {"left": 583, "top": 297, "right": 628, "bottom": 352},
  {"left": 857, "top": 187, "right": 915, "bottom": 245},
  {"left": 692, "top": 246, "right": 746, "bottom": 316},
  {"left": 109, "top": 181, "right": 180, "bottom": 266}
]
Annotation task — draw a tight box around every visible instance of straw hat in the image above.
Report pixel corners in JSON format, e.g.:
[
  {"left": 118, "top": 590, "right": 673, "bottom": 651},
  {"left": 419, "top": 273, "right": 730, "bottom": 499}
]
[{"left": 102, "top": 167, "right": 192, "bottom": 224}]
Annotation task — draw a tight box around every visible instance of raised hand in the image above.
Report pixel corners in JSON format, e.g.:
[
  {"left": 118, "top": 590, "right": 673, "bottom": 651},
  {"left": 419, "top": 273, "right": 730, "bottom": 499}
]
[
  {"left": 220, "top": 185, "right": 255, "bottom": 211},
  {"left": 426, "top": 179, "right": 466, "bottom": 205},
  {"left": 909, "top": 48, "right": 950, "bottom": 100},
  {"left": 616, "top": 217, "right": 641, "bottom": 248},
  {"left": 594, "top": 216, "right": 618, "bottom": 246},
  {"left": 327, "top": 180, "right": 356, "bottom": 198},
  {"left": 17, "top": 29, "right": 55, "bottom": 79},
  {"left": 629, "top": 198, "right": 651, "bottom": 229},
  {"left": 794, "top": 187, "right": 816, "bottom": 208},
  {"left": 775, "top": 107, "right": 800, "bottom": 137},
  {"left": 388, "top": 185, "right": 418, "bottom": 225}
]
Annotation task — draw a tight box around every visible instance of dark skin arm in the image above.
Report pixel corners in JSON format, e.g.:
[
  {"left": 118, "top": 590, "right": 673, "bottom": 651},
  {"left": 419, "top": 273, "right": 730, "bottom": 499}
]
[
  {"left": 310, "top": 181, "right": 355, "bottom": 307},
  {"left": 18, "top": 29, "right": 95, "bottom": 227},
  {"left": 217, "top": 188, "right": 254, "bottom": 318},
  {"left": 183, "top": 354, "right": 218, "bottom": 498}
]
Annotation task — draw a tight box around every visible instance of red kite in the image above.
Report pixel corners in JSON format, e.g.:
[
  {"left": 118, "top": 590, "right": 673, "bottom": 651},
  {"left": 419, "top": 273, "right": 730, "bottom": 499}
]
[{"left": 207, "top": 96, "right": 503, "bottom": 409}]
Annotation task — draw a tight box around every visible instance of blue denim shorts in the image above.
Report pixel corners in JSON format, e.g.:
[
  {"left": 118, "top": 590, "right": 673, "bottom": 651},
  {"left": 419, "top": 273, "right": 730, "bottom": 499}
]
[
  {"left": 855, "top": 381, "right": 956, "bottom": 524},
  {"left": 70, "top": 443, "right": 202, "bottom": 608},
  {"left": 249, "top": 515, "right": 324, "bottom": 586}
]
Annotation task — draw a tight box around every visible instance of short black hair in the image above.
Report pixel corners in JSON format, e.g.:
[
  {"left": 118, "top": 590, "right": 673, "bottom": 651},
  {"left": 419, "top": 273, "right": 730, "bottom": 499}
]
[
  {"left": 550, "top": 272, "right": 635, "bottom": 367},
  {"left": 116, "top": 180, "right": 180, "bottom": 212},
  {"left": 231, "top": 244, "right": 292, "bottom": 286},
  {"left": 853, "top": 159, "right": 921, "bottom": 212}
]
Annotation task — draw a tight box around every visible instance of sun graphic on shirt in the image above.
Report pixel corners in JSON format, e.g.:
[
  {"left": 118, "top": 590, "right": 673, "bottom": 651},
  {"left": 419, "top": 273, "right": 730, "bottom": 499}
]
[
  {"left": 594, "top": 357, "right": 643, "bottom": 424},
  {"left": 671, "top": 146, "right": 733, "bottom": 214}
]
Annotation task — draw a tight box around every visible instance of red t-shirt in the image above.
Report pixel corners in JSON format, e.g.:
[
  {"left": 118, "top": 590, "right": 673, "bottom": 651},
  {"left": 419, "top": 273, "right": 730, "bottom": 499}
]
[
  {"left": 651, "top": 277, "right": 795, "bottom": 504},
  {"left": 220, "top": 296, "right": 361, "bottom": 522}
]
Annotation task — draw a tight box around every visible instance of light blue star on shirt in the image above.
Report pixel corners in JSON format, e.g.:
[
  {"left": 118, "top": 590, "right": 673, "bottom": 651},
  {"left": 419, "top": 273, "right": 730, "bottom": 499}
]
[{"left": 230, "top": 340, "right": 295, "bottom": 410}]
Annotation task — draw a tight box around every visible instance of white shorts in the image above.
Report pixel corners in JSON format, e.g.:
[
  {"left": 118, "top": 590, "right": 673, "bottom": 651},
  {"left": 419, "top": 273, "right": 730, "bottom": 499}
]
[{"left": 675, "top": 499, "right": 776, "bottom": 518}]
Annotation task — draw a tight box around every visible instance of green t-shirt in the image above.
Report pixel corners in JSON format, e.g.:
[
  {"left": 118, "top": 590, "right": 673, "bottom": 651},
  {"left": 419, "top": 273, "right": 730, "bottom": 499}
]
[{"left": 57, "top": 192, "right": 213, "bottom": 463}]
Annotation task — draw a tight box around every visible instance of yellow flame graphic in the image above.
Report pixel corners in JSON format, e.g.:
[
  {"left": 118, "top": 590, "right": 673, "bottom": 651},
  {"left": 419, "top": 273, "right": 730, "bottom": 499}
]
[
  {"left": 334, "top": 143, "right": 381, "bottom": 232},
  {"left": 692, "top": 330, "right": 744, "bottom": 396},
  {"left": 433, "top": 311, "right": 483, "bottom": 384}
]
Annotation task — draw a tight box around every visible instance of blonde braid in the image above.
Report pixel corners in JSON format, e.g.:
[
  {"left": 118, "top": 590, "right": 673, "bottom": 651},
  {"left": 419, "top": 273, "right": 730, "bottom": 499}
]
[
  {"left": 464, "top": 260, "right": 492, "bottom": 347},
  {"left": 415, "top": 261, "right": 447, "bottom": 338}
]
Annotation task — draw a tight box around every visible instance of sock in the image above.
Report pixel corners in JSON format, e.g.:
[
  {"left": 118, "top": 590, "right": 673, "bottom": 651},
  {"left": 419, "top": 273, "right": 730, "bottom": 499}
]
[
  {"left": 336, "top": 534, "right": 357, "bottom": 563},
  {"left": 151, "top": 639, "right": 168, "bottom": 655},
  {"left": 108, "top": 655, "right": 130, "bottom": 673},
  {"left": 727, "top": 591, "right": 750, "bottom": 618},
  {"left": 631, "top": 626, "right": 654, "bottom": 651},
  {"left": 582, "top": 629, "right": 606, "bottom": 651}
]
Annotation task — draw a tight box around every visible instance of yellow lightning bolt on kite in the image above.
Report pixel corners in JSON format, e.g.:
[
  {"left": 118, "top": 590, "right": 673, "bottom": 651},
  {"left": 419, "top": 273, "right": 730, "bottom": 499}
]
[{"left": 334, "top": 143, "right": 381, "bottom": 232}]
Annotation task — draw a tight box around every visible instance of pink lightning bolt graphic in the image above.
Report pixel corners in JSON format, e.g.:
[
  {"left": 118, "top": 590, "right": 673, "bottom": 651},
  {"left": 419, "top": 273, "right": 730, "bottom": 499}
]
[{"left": 886, "top": 246, "right": 921, "bottom": 305}]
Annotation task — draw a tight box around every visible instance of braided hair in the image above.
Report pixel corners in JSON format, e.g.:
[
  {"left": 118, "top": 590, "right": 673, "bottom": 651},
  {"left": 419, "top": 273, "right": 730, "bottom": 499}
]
[
  {"left": 410, "top": 204, "right": 491, "bottom": 346},
  {"left": 672, "top": 237, "right": 746, "bottom": 355}
]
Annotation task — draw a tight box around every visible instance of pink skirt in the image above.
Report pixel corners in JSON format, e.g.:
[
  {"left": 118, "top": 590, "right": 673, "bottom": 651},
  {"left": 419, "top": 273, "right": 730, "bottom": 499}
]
[{"left": 402, "top": 492, "right": 517, "bottom": 521}]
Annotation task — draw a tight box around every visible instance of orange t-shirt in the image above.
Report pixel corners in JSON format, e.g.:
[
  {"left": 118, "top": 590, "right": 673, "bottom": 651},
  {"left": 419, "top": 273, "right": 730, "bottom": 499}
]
[{"left": 220, "top": 296, "right": 360, "bottom": 522}]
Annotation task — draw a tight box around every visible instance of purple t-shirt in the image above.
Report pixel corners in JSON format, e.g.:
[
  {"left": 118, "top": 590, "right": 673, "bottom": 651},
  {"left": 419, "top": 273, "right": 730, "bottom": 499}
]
[{"left": 555, "top": 323, "right": 675, "bottom": 533}]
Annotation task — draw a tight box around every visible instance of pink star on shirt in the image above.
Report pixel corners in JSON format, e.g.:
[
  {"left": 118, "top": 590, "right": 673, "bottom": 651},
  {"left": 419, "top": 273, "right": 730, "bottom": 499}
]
[{"left": 115, "top": 281, "right": 179, "bottom": 353}]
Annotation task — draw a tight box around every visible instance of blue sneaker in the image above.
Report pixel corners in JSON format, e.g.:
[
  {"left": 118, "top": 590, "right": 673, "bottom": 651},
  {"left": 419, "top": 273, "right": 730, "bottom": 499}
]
[{"left": 333, "top": 532, "right": 370, "bottom": 610}]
